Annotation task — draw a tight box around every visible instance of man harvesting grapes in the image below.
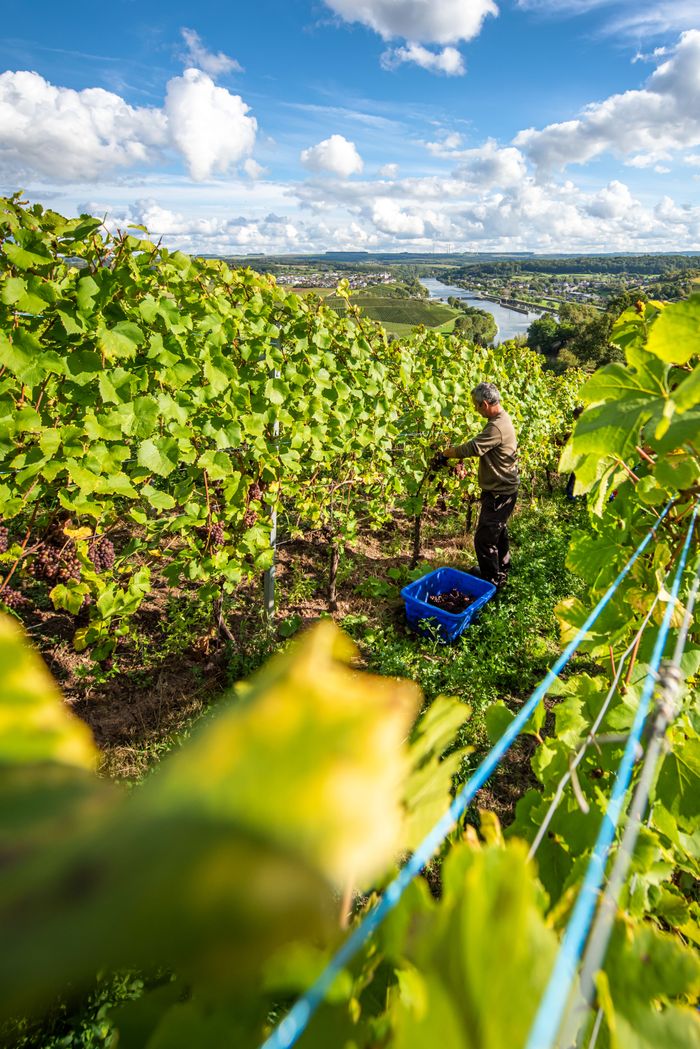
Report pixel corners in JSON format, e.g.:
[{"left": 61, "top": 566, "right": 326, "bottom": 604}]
[{"left": 432, "top": 382, "right": 519, "bottom": 589}]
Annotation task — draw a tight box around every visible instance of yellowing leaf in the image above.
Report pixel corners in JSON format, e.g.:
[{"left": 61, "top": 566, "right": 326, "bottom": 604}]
[
  {"left": 402, "top": 695, "right": 472, "bottom": 852},
  {"left": 148, "top": 621, "right": 420, "bottom": 886},
  {"left": 478, "top": 809, "right": 504, "bottom": 847},
  {"left": 64, "top": 525, "right": 92, "bottom": 540},
  {"left": 0, "top": 614, "right": 96, "bottom": 769}
]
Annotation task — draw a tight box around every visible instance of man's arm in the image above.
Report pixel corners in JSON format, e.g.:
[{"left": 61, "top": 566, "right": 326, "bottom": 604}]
[{"left": 445, "top": 419, "right": 501, "bottom": 459}]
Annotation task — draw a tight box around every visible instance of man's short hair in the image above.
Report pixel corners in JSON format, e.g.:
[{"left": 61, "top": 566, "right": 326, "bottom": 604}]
[{"left": 472, "top": 382, "right": 500, "bottom": 405}]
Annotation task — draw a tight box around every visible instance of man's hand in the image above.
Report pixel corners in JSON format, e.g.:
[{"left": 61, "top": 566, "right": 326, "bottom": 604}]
[{"left": 430, "top": 452, "right": 448, "bottom": 469}]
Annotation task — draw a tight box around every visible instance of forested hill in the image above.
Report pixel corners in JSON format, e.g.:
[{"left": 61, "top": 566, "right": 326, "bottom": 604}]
[{"left": 444, "top": 254, "right": 700, "bottom": 278}]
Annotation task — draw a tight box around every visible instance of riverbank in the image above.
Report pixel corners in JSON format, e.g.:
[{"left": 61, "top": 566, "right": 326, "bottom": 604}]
[{"left": 420, "top": 278, "right": 545, "bottom": 342}]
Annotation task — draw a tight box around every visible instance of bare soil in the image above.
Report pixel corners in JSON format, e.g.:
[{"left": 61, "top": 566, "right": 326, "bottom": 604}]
[{"left": 21, "top": 506, "right": 523, "bottom": 791}]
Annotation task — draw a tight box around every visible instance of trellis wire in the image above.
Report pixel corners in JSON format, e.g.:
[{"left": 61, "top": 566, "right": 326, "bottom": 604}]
[
  {"left": 527, "top": 588, "right": 664, "bottom": 860},
  {"left": 524, "top": 501, "right": 698, "bottom": 1049},
  {"left": 258, "top": 501, "right": 674, "bottom": 1049},
  {"left": 561, "top": 551, "right": 700, "bottom": 1048}
]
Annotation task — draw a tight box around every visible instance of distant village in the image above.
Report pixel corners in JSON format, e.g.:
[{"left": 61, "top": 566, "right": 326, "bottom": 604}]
[
  {"left": 463, "top": 272, "right": 670, "bottom": 310},
  {"left": 275, "top": 270, "right": 394, "bottom": 289}
]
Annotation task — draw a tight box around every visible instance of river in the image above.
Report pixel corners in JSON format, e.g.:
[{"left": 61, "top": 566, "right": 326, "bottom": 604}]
[{"left": 420, "top": 278, "right": 543, "bottom": 344}]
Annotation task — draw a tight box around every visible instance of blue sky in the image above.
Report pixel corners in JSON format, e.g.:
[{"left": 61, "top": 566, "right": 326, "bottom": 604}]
[{"left": 1, "top": 0, "right": 699, "bottom": 254}]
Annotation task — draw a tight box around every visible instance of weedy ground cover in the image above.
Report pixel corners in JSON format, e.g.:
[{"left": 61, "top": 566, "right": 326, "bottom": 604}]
[
  {"left": 41, "top": 490, "right": 586, "bottom": 791},
  {"left": 1, "top": 490, "right": 589, "bottom": 1049}
]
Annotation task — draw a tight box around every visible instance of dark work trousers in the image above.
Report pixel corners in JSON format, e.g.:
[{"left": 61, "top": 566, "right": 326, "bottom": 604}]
[{"left": 474, "top": 489, "right": 518, "bottom": 585}]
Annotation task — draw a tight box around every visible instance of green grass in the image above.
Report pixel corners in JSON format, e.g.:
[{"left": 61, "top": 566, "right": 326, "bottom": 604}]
[
  {"left": 280, "top": 282, "right": 465, "bottom": 335},
  {"left": 340, "top": 495, "right": 589, "bottom": 761},
  {"left": 378, "top": 321, "right": 427, "bottom": 336},
  {"left": 325, "top": 294, "right": 461, "bottom": 333},
  {"left": 281, "top": 286, "right": 335, "bottom": 298}
]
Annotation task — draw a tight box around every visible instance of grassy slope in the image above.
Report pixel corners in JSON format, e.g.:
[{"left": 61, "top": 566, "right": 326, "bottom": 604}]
[
  {"left": 328, "top": 297, "right": 460, "bottom": 334},
  {"left": 290, "top": 283, "right": 463, "bottom": 335}
]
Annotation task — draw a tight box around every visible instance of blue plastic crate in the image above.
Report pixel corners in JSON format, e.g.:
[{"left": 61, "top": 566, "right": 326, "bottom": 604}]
[{"left": 400, "top": 566, "right": 496, "bottom": 643}]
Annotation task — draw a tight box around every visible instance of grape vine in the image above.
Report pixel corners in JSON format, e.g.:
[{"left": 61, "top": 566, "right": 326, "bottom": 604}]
[
  {"left": 0, "top": 195, "right": 578, "bottom": 652},
  {"left": 0, "top": 198, "right": 698, "bottom": 1047}
]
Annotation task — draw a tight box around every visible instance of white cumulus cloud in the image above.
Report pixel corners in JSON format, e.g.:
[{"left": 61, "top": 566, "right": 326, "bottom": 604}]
[
  {"left": 0, "top": 70, "right": 167, "bottom": 181},
  {"left": 300, "top": 134, "right": 363, "bottom": 177},
  {"left": 381, "top": 44, "right": 465, "bottom": 75},
  {"left": 180, "top": 28, "right": 243, "bottom": 77},
  {"left": 422, "top": 132, "right": 467, "bottom": 157},
  {"left": 243, "top": 157, "right": 266, "bottom": 179},
  {"left": 72, "top": 165, "right": 700, "bottom": 254},
  {"left": 164, "top": 68, "right": 257, "bottom": 181},
  {"left": 370, "top": 198, "right": 425, "bottom": 236},
  {"left": 625, "top": 152, "right": 670, "bottom": 168},
  {"left": 515, "top": 30, "right": 700, "bottom": 171},
  {"left": 289, "top": 162, "right": 700, "bottom": 254},
  {"left": 0, "top": 67, "right": 257, "bottom": 184},
  {"left": 454, "top": 140, "right": 527, "bottom": 186},
  {"left": 586, "top": 179, "right": 636, "bottom": 218},
  {"left": 92, "top": 198, "right": 311, "bottom": 255},
  {"left": 324, "top": 0, "right": 498, "bottom": 44}
]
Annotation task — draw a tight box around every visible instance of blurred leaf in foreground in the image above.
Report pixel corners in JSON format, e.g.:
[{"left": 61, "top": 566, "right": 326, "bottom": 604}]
[{"left": 0, "top": 619, "right": 419, "bottom": 1021}]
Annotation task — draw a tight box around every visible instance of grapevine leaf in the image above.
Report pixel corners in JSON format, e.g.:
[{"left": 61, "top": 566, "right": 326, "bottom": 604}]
[
  {"left": 484, "top": 701, "right": 515, "bottom": 744},
  {"left": 636, "top": 474, "right": 668, "bottom": 505},
  {"left": 1, "top": 275, "right": 25, "bottom": 304},
  {"left": 2, "top": 242, "right": 53, "bottom": 269},
  {"left": 141, "top": 485, "right": 176, "bottom": 510},
  {"left": 138, "top": 437, "right": 180, "bottom": 477},
  {"left": 553, "top": 697, "right": 588, "bottom": 747},
  {"left": 264, "top": 377, "right": 287, "bottom": 405},
  {"left": 152, "top": 621, "right": 419, "bottom": 887},
  {"left": 654, "top": 734, "right": 700, "bottom": 831},
  {"left": 76, "top": 275, "right": 100, "bottom": 314},
  {"left": 132, "top": 396, "right": 160, "bottom": 439},
  {"left": 654, "top": 453, "right": 700, "bottom": 492},
  {"left": 670, "top": 362, "right": 700, "bottom": 414},
  {"left": 97, "top": 472, "right": 139, "bottom": 498},
  {"left": 98, "top": 322, "right": 145, "bottom": 360},
  {"left": 50, "top": 583, "right": 88, "bottom": 616},
  {"left": 387, "top": 843, "right": 558, "bottom": 1049},
  {"left": 0, "top": 620, "right": 424, "bottom": 1020},
  {"left": 66, "top": 349, "right": 102, "bottom": 379},
  {"left": 57, "top": 308, "right": 85, "bottom": 336},
  {"left": 555, "top": 595, "right": 627, "bottom": 654},
  {"left": 566, "top": 529, "right": 623, "bottom": 587},
  {"left": 0, "top": 330, "right": 49, "bottom": 386},
  {"left": 646, "top": 295, "right": 700, "bottom": 365},
  {"left": 196, "top": 450, "right": 233, "bottom": 480},
  {"left": 574, "top": 354, "right": 668, "bottom": 461},
  {"left": 610, "top": 308, "right": 646, "bottom": 354},
  {"left": 402, "top": 696, "right": 472, "bottom": 851}
]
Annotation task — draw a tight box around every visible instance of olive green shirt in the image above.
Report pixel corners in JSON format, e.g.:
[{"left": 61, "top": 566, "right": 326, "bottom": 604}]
[{"left": 452, "top": 409, "right": 520, "bottom": 494}]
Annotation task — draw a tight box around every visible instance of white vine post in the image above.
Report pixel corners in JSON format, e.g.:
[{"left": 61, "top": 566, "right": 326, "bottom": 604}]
[{"left": 264, "top": 363, "right": 281, "bottom": 617}]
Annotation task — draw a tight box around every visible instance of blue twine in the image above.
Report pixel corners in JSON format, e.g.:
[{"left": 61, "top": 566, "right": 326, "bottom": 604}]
[
  {"left": 260, "top": 500, "right": 675, "bottom": 1049},
  {"left": 524, "top": 500, "right": 698, "bottom": 1049}
]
